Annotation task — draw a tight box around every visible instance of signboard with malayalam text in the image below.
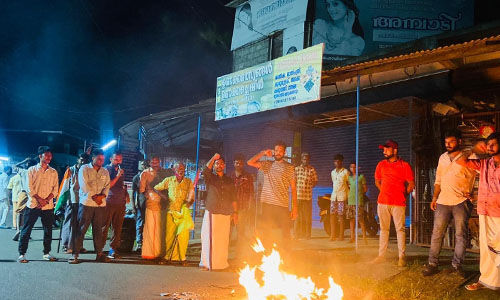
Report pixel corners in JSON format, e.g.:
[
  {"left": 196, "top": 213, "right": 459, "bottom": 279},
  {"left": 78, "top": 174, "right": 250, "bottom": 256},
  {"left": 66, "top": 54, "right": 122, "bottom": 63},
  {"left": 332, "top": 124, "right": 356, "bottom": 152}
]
[
  {"left": 312, "top": 0, "right": 474, "bottom": 62},
  {"left": 215, "top": 43, "right": 324, "bottom": 121},
  {"left": 231, "top": 0, "right": 309, "bottom": 50}
]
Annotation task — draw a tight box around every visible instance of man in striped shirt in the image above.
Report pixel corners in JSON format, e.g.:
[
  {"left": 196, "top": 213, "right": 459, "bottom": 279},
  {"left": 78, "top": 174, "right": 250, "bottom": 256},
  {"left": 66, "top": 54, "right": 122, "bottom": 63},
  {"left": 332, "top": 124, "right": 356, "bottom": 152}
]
[{"left": 248, "top": 141, "right": 297, "bottom": 246}]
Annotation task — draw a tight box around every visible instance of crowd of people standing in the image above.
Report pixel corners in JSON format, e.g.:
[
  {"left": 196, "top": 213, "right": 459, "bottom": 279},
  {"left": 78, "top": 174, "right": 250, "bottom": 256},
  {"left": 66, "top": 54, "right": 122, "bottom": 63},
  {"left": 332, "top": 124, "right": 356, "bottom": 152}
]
[{"left": 0, "top": 130, "right": 499, "bottom": 291}]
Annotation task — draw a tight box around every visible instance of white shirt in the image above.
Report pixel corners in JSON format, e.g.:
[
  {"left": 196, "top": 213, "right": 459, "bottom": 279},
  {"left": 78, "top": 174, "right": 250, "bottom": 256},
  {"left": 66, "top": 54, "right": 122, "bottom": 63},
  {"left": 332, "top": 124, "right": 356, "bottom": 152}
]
[
  {"left": 7, "top": 174, "right": 22, "bottom": 203},
  {"left": 330, "top": 168, "right": 350, "bottom": 202},
  {"left": 0, "top": 173, "right": 10, "bottom": 200},
  {"left": 18, "top": 168, "right": 29, "bottom": 192},
  {"left": 78, "top": 163, "right": 110, "bottom": 207},
  {"left": 27, "top": 164, "right": 59, "bottom": 210},
  {"left": 435, "top": 152, "right": 476, "bottom": 206}
]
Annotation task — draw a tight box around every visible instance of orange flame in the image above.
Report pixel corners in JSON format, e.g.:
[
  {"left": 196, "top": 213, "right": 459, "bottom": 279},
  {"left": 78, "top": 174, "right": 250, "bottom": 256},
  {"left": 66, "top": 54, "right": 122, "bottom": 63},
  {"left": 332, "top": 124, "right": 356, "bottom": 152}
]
[{"left": 239, "top": 239, "right": 344, "bottom": 300}]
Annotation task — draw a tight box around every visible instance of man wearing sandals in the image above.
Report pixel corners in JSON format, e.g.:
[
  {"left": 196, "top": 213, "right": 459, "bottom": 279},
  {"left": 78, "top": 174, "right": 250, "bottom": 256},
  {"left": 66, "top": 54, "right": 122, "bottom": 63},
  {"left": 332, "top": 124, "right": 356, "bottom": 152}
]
[
  {"left": 18, "top": 146, "right": 59, "bottom": 263},
  {"left": 457, "top": 132, "right": 500, "bottom": 291},
  {"left": 69, "top": 148, "right": 110, "bottom": 264},
  {"left": 154, "top": 162, "right": 194, "bottom": 265}
]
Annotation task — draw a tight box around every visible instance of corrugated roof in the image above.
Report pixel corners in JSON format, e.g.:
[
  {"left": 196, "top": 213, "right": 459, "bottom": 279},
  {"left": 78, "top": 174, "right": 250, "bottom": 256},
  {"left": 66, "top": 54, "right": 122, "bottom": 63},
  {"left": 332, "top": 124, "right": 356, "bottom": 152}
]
[{"left": 322, "top": 34, "right": 500, "bottom": 84}]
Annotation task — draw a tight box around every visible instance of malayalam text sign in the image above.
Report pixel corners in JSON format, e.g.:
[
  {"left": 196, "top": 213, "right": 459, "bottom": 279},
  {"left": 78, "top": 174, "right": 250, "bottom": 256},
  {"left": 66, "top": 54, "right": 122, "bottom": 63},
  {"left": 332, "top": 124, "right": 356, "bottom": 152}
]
[
  {"left": 215, "top": 44, "right": 324, "bottom": 121},
  {"left": 312, "top": 0, "right": 474, "bottom": 62}
]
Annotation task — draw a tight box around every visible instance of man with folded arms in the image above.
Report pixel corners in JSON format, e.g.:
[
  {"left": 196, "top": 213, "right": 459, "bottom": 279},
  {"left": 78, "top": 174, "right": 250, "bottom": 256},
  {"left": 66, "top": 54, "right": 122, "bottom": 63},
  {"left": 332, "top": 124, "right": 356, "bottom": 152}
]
[{"left": 69, "top": 149, "right": 110, "bottom": 264}]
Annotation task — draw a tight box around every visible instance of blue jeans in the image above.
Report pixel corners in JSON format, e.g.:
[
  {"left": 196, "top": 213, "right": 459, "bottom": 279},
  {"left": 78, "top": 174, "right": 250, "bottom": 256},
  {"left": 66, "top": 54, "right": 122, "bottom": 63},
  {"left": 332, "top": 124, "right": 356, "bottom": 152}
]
[
  {"left": 428, "top": 201, "right": 472, "bottom": 267},
  {"left": 135, "top": 193, "right": 146, "bottom": 244},
  {"left": 18, "top": 208, "right": 54, "bottom": 255}
]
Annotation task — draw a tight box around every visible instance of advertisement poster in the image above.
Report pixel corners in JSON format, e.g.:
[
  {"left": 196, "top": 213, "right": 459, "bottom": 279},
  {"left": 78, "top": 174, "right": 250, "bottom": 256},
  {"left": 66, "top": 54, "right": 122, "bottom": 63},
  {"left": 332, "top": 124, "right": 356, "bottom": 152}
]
[
  {"left": 216, "top": 44, "right": 324, "bottom": 121},
  {"left": 231, "top": 0, "right": 309, "bottom": 50},
  {"left": 283, "top": 22, "right": 305, "bottom": 56},
  {"left": 312, "top": 0, "right": 474, "bottom": 61}
]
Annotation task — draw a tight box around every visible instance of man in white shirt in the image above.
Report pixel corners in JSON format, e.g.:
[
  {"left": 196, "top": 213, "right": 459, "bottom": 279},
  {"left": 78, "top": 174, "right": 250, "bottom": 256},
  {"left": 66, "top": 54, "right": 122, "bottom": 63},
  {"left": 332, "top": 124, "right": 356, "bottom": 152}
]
[
  {"left": 330, "top": 154, "right": 350, "bottom": 241},
  {"left": 18, "top": 146, "right": 59, "bottom": 263},
  {"left": 7, "top": 167, "right": 22, "bottom": 230},
  {"left": 69, "top": 148, "right": 110, "bottom": 264},
  {"left": 12, "top": 158, "right": 37, "bottom": 242},
  {"left": 422, "top": 130, "right": 476, "bottom": 277},
  {"left": 0, "top": 166, "right": 13, "bottom": 228}
]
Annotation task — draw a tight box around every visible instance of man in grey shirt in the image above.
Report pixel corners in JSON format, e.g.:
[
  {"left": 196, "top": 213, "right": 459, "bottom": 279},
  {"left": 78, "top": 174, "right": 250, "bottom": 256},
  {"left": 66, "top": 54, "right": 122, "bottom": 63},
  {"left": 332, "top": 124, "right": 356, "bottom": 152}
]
[{"left": 69, "top": 149, "right": 110, "bottom": 264}]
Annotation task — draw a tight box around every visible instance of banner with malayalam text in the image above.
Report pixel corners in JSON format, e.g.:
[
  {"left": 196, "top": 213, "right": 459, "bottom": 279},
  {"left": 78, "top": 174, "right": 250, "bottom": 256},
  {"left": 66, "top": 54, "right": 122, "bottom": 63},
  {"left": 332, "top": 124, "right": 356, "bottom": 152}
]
[
  {"left": 215, "top": 44, "right": 324, "bottom": 121},
  {"left": 312, "top": 0, "right": 474, "bottom": 62}
]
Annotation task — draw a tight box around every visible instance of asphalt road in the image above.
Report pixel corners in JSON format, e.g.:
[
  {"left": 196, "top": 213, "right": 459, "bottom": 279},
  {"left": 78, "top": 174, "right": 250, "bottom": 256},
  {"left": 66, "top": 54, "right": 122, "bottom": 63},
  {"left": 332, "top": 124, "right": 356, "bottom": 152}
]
[{"left": 0, "top": 216, "right": 243, "bottom": 300}]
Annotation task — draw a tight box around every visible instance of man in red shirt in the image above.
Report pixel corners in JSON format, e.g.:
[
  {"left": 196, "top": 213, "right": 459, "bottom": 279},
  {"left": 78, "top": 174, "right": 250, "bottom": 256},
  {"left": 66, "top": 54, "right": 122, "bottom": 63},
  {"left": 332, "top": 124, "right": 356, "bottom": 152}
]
[{"left": 372, "top": 140, "right": 414, "bottom": 267}]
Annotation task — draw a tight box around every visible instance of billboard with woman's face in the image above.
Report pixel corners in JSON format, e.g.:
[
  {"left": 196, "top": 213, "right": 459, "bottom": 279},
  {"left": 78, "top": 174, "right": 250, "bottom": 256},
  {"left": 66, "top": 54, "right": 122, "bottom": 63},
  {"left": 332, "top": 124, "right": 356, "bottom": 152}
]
[
  {"left": 313, "top": 0, "right": 474, "bottom": 61},
  {"left": 231, "top": 0, "right": 309, "bottom": 50}
]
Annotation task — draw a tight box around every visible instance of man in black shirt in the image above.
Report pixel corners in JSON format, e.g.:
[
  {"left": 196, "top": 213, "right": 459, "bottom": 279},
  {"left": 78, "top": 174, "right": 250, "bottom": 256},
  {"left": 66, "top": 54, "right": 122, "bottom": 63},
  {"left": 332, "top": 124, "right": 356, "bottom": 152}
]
[
  {"left": 199, "top": 153, "right": 237, "bottom": 271},
  {"left": 132, "top": 160, "right": 148, "bottom": 252}
]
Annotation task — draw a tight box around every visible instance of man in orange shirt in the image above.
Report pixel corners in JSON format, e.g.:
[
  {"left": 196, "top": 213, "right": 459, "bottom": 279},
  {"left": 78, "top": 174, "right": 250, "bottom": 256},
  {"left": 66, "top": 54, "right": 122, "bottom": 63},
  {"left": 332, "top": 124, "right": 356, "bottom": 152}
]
[{"left": 372, "top": 140, "right": 414, "bottom": 267}]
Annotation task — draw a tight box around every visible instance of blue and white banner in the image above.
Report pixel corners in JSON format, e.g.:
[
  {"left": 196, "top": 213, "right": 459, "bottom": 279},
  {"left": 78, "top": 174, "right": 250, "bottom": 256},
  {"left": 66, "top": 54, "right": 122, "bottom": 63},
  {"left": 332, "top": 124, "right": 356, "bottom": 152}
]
[
  {"left": 231, "top": 0, "right": 309, "bottom": 50},
  {"left": 216, "top": 44, "right": 324, "bottom": 121}
]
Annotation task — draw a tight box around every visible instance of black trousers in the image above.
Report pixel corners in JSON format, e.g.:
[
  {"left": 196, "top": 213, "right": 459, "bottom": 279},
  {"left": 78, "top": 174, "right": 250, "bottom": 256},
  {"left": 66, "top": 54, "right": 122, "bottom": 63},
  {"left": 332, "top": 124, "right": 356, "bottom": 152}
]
[
  {"left": 102, "top": 203, "right": 126, "bottom": 251},
  {"left": 18, "top": 208, "right": 54, "bottom": 255}
]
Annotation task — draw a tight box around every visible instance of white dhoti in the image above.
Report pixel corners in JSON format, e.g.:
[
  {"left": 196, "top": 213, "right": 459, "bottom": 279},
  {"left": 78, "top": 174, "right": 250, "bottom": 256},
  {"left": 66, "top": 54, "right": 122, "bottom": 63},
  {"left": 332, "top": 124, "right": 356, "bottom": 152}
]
[
  {"left": 142, "top": 208, "right": 167, "bottom": 259},
  {"left": 479, "top": 214, "right": 500, "bottom": 290},
  {"left": 200, "top": 210, "right": 231, "bottom": 270}
]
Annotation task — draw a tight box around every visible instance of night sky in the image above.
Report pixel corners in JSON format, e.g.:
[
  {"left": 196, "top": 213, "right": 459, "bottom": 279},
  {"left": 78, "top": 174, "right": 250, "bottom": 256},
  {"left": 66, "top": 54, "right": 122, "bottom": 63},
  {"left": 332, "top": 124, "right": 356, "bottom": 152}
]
[{"left": 0, "top": 0, "right": 234, "bottom": 141}]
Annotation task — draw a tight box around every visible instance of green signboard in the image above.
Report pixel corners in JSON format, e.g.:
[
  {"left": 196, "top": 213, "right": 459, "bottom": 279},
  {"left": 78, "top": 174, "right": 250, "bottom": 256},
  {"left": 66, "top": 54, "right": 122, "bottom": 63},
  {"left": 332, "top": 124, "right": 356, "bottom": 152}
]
[{"left": 215, "top": 43, "right": 324, "bottom": 121}]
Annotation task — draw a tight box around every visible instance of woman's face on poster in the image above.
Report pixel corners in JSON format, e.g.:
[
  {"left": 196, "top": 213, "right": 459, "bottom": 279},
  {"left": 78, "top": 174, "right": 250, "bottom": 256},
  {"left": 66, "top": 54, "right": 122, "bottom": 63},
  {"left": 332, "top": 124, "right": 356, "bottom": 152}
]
[{"left": 326, "top": 0, "right": 348, "bottom": 21}]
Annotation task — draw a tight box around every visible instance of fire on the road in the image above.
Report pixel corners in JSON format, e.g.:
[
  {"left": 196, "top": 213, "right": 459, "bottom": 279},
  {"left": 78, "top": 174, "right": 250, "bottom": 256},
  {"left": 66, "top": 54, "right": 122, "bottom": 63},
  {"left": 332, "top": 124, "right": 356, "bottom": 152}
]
[{"left": 238, "top": 239, "right": 344, "bottom": 300}]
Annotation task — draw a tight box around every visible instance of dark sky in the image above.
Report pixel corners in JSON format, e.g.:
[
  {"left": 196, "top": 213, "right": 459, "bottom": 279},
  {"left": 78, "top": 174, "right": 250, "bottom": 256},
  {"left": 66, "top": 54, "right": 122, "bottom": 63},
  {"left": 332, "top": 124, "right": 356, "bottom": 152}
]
[{"left": 0, "top": 0, "right": 234, "bottom": 142}]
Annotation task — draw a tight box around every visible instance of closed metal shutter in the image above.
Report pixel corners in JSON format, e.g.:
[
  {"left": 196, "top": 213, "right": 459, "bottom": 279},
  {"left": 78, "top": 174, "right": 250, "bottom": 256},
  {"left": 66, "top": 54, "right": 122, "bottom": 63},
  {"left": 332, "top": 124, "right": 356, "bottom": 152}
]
[
  {"left": 221, "top": 124, "right": 295, "bottom": 175},
  {"left": 302, "top": 117, "right": 412, "bottom": 226}
]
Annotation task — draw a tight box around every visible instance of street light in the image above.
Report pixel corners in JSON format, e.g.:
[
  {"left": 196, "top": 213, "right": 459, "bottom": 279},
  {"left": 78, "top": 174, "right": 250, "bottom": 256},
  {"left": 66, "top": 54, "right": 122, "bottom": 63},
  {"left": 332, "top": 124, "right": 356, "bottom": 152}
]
[{"left": 102, "top": 139, "right": 117, "bottom": 151}]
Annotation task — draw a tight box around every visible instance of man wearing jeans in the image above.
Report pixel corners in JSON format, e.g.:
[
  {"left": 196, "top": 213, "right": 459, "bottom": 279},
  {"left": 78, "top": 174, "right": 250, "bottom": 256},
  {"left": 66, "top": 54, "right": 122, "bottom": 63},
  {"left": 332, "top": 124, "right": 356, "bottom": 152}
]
[
  {"left": 372, "top": 140, "right": 414, "bottom": 267},
  {"left": 69, "top": 148, "right": 110, "bottom": 264},
  {"left": 423, "top": 130, "right": 475, "bottom": 277},
  {"left": 18, "top": 146, "right": 59, "bottom": 263},
  {"left": 132, "top": 160, "right": 148, "bottom": 252}
]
